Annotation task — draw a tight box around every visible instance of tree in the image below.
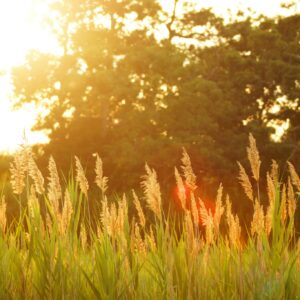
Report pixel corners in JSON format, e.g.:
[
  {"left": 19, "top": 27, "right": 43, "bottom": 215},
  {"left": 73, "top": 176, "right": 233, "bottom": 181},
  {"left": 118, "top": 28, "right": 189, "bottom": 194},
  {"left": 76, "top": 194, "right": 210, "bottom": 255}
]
[{"left": 11, "top": 1, "right": 300, "bottom": 197}]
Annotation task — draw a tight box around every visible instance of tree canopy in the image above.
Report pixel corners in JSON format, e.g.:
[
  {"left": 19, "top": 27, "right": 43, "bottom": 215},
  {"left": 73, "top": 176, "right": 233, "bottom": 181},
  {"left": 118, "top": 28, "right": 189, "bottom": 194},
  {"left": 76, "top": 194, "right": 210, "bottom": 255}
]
[{"left": 11, "top": 0, "right": 300, "bottom": 195}]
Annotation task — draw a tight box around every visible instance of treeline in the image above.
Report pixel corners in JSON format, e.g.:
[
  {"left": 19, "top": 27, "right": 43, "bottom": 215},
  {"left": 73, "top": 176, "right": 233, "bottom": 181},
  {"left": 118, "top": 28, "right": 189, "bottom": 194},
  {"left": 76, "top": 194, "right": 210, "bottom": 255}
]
[{"left": 8, "top": 1, "right": 300, "bottom": 202}]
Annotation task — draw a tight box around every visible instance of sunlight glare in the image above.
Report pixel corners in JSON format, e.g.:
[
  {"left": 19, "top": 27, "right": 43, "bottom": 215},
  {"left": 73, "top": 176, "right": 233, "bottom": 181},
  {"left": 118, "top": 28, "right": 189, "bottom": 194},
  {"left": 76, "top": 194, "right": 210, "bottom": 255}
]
[{"left": 0, "top": 0, "right": 58, "bottom": 152}]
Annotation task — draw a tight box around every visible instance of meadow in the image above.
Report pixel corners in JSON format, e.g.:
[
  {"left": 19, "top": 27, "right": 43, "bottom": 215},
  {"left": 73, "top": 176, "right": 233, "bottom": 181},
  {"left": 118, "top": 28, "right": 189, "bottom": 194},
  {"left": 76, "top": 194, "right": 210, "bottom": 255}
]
[{"left": 0, "top": 134, "right": 299, "bottom": 299}]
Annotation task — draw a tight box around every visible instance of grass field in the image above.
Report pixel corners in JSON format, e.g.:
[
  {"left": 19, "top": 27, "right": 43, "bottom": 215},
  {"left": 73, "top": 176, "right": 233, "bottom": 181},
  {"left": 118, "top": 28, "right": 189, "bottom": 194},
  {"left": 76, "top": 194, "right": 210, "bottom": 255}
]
[{"left": 0, "top": 134, "right": 299, "bottom": 299}]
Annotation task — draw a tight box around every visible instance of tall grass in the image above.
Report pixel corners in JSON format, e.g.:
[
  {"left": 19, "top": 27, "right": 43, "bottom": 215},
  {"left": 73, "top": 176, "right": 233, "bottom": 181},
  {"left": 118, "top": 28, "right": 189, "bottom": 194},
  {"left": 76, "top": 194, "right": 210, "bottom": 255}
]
[{"left": 0, "top": 134, "right": 299, "bottom": 299}]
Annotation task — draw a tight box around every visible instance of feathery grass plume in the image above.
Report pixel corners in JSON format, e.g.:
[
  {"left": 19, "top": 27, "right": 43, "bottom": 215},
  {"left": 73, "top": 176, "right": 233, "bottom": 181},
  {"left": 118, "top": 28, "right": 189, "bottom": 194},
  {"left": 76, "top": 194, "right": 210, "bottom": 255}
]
[
  {"left": 181, "top": 148, "right": 197, "bottom": 191},
  {"left": 266, "top": 172, "right": 275, "bottom": 204},
  {"left": 100, "top": 196, "right": 110, "bottom": 233},
  {"left": 287, "top": 178, "right": 297, "bottom": 219},
  {"left": 205, "top": 217, "right": 214, "bottom": 245},
  {"left": 199, "top": 198, "right": 209, "bottom": 226},
  {"left": 237, "top": 162, "right": 254, "bottom": 201},
  {"left": 132, "top": 190, "right": 146, "bottom": 228},
  {"left": 214, "top": 184, "right": 224, "bottom": 236},
  {"left": 0, "top": 196, "right": 7, "bottom": 233},
  {"left": 199, "top": 198, "right": 214, "bottom": 243},
  {"left": 141, "top": 164, "right": 162, "bottom": 220},
  {"left": 174, "top": 167, "right": 186, "bottom": 211},
  {"left": 225, "top": 196, "right": 241, "bottom": 247},
  {"left": 60, "top": 189, "right": 73, "bottom": 235},
  {"left": 109, "top": 203, "right": 118, "bottom": 238},
  {"left": 147, "top": 226, "right": 157, "bottom": 252},
  {"left": 225, "top": 195, "right": 232, "bottom": 223},
  {"left": 251, "top": 200, "right": 265, "bottom": 237},
  {"left": 287, "top": 162, "right": 300, "bottom": 192},
  {"left": 233, "top": 215, "right": 242, "bottom": 247},
  {"left": 75, "top": 156, "right": 89, "bottom": 196},
  {"left": 270, "top": 160, "right": 279, "bottom": 185},
  {"left": 47, "top": 156, "right": 62, "bottom": 214},
  {"left": 10, "top": 150, "right": 26, "bottom": 195},
  {"left": 133, "top": 222, "right": 145, "bottom": 254},
  {"left": 190, "top": 192, "right": 199, "bottom": 227},
  {"left": 28, "top": 156, "right": 45, "bottom": 195},
  {"left": 247, "top": 133, "right": 261, "bottom": 181},
  {"left": 94, "top": 153, "right": 108, "bottom": 194}
]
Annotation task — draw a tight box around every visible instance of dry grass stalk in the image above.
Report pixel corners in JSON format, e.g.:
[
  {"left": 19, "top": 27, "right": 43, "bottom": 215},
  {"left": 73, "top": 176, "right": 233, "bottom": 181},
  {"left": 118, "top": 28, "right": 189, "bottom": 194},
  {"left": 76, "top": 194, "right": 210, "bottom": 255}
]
[
  {"left": 141, "top": 164, "right": 162, "bottom": 220},
  {"left": 147, "top": 227, "right": 157, "bottom": 252},
  {"left": 181, "top": 148, "right": 197, "bottom": 191},
  {"left": 174, "top": 167, "right": 186, "bottom": 211},
  {"left": 287, "top": 178, "right": 297, "bottom": 219},
  {"left": 94, "top": 154, "right": 108, "bottom": 194},
  {"left": 10, "top": 150, "right": 27, "bottom": 195},
  {"left": 226, "top": 196, "right": 241, "bottom": 248},
  {"left": 100, "top": 197, "right": 110, "bottom": 234},
  {"left": 0, "top": 196, "right": 7, "bottom": 233},
  {"left": 199, "top": 198, "right": 209, "bottom": 226},
  {"left": 60, "top": 190, "right": 73, "bottom": 235},
  {"left": 190, "top": 192, "right": 199, "bottom": 227},
  {"left": 265, "top": 202, "right": 274, "bottom": 236},
  {"left": 237, "top": 162, "right": 254, "bottom": 201},
  {"left": 205, "top": 218, "right": 214, "bottom": 245},
  {"left": 117, "top": 195, "right": 127, "bottom": 236},
  {"left": 225, "top": 195, "right": 232, "bottom": 222},
  {"left": 214, "top": 184, "right": 224, "bottom": 236},
  {"left": 199, "top": 198, "right": 214, "bottom": 243},
  {"left": 287, "top": 162, "right": 300, "bottom": 192},
  {"left": 266, "top": 172, "right": 275, "bottom": 204},
  {"left": 109, "top": 203, "right": 118, "bottom": 238},
  {"left": 75, "top": 156, "right": 89, "bottom": 197},
  {"left": 28, "top": 156, "right": 45, "bottom": 195},
  {"left": 251, "top": 200, "right": 265, "bottom": 237},
  {"left": 247, "top": 133, "right": 261, "bottom": 182},
  {"left": 132, "top": 190, "right": 146, "bottom": 228},
  {"left": 47, "top": 156, "right": 62, "bottom": 214},
  {"left": 184, "top": 211, "right": 197, "bottom": 250},
  {"left": 133, "top": 223, "right": 146, "bottom": 254},
  {"left": 100, "top": 197, "right": 126, "bottom": 239}
]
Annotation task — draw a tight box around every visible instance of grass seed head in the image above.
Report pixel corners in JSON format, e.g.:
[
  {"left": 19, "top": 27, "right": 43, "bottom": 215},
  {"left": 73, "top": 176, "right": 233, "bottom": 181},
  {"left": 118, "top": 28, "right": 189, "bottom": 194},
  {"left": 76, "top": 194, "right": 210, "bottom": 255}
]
[
  {"left": 75, "top": 156, "right": 89, "bottom": 197},
  {"left": 47, "top": 156, "right": 62, "bottom": 213},
  {"left": 132, "top": 190, "right": 146, "bottom": 228},
  {"left": 237, "top": 162, "right": 254, "bottom": 201},
  {"left": 181, "top": 148, "right": 197, "bottom": 191},
  {"left": 247, "top": 133, "right": 261, "bottom": 182},
  {"left": 287, "top": 162, "right": 300, "bottom": 192},
  {"left": 94, "top": 153, "right": 108, "bottom": 194},
  {"left": 141, "top": 164, "right": 162, "bottom": 220},
  {"left": 28, "top": 156, "right": 45, "bottom": 195}
]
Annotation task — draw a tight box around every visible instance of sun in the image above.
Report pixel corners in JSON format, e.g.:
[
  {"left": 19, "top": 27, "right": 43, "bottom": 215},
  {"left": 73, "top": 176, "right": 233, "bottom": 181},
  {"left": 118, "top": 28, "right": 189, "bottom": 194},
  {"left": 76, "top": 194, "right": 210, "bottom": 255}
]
[
  {"left": 0, "top": 0, "right": 59, "bottom": 153},
  {"left": 0, "top": 0, "right": 60, "bottom": 69}
]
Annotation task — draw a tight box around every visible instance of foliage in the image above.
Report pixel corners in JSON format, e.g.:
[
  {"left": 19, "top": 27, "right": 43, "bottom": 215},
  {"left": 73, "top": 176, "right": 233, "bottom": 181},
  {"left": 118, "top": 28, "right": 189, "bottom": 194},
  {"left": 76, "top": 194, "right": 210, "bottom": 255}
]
[
  {"left": 0, "top": 135, "right": 299, "bottom": 299},
  {"left": 11, "top": 1, "right": 300, "bottom": 194}
]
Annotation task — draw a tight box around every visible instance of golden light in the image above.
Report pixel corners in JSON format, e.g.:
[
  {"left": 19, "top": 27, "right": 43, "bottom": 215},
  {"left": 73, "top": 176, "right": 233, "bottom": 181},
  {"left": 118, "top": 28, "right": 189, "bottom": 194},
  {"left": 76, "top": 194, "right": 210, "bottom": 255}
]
[
  {"left": 0, "top": 0, "right": 58, "bottom": 152},
  {"left": 0, "top": 0, "right": 294, "bottom": 152}
]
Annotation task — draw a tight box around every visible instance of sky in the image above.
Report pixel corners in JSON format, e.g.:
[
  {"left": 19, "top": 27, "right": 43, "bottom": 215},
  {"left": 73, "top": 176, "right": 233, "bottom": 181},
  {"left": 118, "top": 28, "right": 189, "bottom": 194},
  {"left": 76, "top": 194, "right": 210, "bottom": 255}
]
[{"left": 0, "top": 0, "right": 297, "bottom": 152}]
